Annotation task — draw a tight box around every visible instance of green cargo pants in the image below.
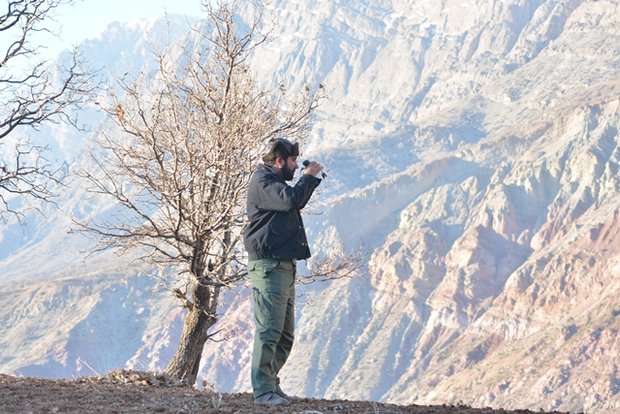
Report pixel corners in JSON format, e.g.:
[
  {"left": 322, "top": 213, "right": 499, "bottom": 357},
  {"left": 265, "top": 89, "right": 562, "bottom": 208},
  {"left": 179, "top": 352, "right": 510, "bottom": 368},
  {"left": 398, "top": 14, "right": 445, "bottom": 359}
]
[{"left": 247, "top": 258, "right": 296, "bottom": 397}]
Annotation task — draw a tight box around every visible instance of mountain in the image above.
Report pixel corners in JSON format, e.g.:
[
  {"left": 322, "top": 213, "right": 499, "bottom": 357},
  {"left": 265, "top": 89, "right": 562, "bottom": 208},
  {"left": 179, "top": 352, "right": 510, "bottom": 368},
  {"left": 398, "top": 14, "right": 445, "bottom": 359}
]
[{"left": 1, "top": 1, "right": 620, "bottom": 413}]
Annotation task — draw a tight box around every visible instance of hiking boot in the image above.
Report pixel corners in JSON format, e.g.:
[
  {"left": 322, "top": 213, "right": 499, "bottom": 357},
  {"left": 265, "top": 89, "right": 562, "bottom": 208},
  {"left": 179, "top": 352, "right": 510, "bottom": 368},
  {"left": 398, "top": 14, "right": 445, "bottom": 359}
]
[
  {"left": 276, "top": 385, "right": 300, "bottom": 402},
  {"left": 254, "top": 391, "right": 290, "bottom": 406}
]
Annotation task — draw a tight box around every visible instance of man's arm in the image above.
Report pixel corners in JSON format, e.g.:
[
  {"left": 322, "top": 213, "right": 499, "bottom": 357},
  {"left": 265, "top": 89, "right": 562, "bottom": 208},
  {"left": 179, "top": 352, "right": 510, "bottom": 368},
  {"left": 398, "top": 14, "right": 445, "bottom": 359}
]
[{"left": 258, "top": 174, "right": 320, "bottom": 212}]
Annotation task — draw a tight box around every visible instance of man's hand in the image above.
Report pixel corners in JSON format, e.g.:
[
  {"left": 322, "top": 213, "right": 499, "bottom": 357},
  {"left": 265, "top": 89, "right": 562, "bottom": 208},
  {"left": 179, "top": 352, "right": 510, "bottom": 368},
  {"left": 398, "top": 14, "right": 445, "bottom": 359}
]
[{"left": 303, "top": 160, "right": 324, "bottom": 177}]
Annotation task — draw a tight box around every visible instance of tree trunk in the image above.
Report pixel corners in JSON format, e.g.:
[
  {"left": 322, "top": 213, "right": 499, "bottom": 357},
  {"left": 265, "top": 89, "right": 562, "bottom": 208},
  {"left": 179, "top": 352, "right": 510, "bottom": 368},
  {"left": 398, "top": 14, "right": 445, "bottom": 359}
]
[{"left": 165, "top": 280, "right": 219, "bottom": 385}]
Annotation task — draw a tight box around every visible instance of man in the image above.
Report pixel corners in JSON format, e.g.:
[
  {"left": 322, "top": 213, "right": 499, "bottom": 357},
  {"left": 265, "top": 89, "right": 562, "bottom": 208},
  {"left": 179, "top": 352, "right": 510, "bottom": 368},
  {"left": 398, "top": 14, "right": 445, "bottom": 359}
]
[{"left": 243, "top": 137, "right": 323, "bottom": 406}]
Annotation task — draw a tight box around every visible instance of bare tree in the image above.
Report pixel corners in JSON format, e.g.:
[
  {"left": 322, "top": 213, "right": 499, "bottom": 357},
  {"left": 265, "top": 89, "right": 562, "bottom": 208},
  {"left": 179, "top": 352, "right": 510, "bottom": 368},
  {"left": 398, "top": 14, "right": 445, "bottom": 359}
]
[
  {"left": 74, "top": 1, "right": 358, "bottom": 386},
  {"left": 0, "top": 0, "right": 94, "bottom": 221}
]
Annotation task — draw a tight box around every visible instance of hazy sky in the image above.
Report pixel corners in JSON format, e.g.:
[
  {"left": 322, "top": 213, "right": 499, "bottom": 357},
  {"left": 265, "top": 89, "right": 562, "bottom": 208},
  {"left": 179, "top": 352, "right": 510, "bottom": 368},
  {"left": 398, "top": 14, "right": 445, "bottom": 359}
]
[{"left": 40, "top": 0, "right": 205, "bottom": 60}]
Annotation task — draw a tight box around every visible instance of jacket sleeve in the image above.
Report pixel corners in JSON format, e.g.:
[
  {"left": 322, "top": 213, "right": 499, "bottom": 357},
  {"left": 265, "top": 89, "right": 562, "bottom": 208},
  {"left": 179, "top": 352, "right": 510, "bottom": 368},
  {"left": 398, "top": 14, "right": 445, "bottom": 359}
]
[{"left": 258, "top": 174, "right": 320, "bottom": 212}]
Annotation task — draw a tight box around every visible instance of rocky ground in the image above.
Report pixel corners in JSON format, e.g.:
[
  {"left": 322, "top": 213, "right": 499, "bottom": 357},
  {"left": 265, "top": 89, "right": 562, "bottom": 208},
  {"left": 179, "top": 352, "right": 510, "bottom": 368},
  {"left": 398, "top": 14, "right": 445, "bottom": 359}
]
[{"left": 0, "top": 371, "right": 572, "bottom": 413}]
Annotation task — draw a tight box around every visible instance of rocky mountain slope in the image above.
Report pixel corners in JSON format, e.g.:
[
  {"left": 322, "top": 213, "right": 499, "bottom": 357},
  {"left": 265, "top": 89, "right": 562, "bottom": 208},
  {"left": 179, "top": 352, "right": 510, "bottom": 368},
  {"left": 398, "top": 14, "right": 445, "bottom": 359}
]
[{"left": 1, "top": 1, "right": 619, "bottom": 413}]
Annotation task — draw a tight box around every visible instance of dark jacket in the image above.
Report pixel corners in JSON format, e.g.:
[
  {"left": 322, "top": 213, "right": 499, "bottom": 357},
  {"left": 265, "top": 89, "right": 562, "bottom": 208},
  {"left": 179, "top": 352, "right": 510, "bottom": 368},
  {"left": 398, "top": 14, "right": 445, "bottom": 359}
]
[{"left": 243, "top": 164, "right": 321, "bottom": 261}]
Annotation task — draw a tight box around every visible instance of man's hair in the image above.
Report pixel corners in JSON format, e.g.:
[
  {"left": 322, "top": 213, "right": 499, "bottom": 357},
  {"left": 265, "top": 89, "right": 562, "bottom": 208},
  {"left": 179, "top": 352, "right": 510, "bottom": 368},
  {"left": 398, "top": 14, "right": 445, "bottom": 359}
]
[{"left": 262, "top": 138, "right": 299, "bottom": 165}]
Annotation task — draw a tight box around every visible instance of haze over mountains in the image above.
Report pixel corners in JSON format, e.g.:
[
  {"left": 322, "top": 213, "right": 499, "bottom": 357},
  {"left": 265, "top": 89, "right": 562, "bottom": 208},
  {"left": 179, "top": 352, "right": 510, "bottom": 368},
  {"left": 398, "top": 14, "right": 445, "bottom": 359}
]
[{"left": 1, "top": 1, "right": 620, "bottom": 413}]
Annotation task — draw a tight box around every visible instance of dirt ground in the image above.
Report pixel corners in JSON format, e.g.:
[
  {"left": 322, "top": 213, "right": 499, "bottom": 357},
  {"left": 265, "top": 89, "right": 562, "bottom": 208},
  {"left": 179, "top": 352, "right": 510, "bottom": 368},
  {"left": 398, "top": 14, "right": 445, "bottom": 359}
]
[{"left": 0, "top": 371, "right": 571, "bottom": 414}]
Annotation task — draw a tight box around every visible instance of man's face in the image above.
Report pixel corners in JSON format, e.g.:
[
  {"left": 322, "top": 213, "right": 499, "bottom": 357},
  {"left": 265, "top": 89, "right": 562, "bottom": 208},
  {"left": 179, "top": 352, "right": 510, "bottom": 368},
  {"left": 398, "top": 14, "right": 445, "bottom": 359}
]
[{"left": 280, "top": 156, "right": 298, "bottom": 181}]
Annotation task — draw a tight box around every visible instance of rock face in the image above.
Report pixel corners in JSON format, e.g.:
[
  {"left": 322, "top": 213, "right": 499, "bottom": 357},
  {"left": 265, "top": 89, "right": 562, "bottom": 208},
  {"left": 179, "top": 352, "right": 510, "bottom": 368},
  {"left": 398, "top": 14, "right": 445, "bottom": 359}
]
[{"left": 1, "top": 1, "right": 620, "bottom": 413}]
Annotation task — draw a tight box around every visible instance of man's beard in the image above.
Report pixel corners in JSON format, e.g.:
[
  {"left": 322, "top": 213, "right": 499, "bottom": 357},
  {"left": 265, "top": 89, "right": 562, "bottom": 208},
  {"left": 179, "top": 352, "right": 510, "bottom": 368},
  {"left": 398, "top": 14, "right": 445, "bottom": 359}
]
[{"left": 281, "top": 164, "right": 295, "bottom": 181}]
